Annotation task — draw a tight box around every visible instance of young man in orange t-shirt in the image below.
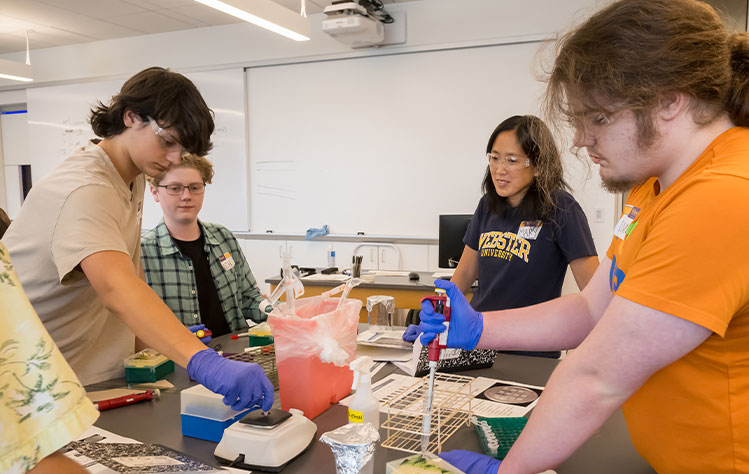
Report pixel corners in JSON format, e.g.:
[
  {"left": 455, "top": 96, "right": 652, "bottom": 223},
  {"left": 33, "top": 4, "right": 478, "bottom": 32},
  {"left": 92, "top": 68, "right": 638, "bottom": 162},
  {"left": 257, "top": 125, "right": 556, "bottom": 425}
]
[{"left": 414, "top": 1, "right": 749, "bottom": 473}]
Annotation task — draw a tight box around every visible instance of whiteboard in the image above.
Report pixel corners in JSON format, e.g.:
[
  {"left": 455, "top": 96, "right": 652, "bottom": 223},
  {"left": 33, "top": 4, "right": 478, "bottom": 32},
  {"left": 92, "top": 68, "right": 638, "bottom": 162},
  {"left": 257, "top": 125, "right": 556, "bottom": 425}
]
[
  {"left": 25, "top": 68, "right": 249, "bottom": 231},
  {"left": 247, "top": 43, "right": 550, "bottom": 237}
]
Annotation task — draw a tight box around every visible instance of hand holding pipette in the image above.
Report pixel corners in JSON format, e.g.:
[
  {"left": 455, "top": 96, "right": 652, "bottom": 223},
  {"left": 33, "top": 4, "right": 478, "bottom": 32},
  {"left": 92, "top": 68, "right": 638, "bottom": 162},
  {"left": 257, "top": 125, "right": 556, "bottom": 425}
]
[
  {"left": 188, "top": 324, "right": 212, "bottom": 343},
  {"left": 418, "top": 279, "right": 484, "bottom": 350},
  {"left": 420, "top": 290, "right": 451, "bottom": 453}
]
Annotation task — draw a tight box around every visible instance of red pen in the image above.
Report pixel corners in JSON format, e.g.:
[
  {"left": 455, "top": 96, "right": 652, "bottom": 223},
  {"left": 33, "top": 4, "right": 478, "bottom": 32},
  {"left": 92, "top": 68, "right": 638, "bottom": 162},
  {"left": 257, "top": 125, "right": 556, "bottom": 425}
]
[{"left": 95, "top": 389, "right": 160, "bottom": 411}]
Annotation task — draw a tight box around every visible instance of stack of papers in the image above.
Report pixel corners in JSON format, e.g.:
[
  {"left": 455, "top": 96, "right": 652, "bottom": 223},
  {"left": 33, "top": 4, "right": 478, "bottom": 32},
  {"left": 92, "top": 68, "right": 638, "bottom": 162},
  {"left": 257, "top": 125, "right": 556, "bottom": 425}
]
[{"left": 356, "top": 328, "right": 413, "bottom": 362}]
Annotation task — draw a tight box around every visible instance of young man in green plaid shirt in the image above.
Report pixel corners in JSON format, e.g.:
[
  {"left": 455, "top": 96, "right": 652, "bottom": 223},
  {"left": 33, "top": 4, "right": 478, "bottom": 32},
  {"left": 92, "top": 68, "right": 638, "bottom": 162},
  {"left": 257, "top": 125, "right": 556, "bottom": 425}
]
[{"left": 141, "top": 154, "right": 266, "bottom": 342}]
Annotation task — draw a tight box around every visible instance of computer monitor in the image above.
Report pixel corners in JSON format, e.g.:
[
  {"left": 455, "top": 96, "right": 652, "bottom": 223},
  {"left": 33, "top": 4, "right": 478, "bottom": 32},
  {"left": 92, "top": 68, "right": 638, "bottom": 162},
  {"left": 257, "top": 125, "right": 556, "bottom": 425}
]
[{"left": 438, "top": 214, "right": 473, "bottom": 268}]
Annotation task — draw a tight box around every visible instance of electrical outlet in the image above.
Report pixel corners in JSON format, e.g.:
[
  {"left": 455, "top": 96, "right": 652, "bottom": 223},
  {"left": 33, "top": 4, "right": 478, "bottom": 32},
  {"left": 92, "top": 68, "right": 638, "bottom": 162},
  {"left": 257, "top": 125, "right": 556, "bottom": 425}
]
[{"left": 594, "top": 208, "right": 604, "bottom": 223}]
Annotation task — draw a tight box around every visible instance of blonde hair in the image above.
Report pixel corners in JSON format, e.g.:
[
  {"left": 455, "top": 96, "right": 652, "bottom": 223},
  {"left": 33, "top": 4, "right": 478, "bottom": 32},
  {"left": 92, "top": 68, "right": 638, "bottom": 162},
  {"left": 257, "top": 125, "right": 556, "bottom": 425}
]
[{"left": 147, "top": 154, "right": 214, "bottom": 186}]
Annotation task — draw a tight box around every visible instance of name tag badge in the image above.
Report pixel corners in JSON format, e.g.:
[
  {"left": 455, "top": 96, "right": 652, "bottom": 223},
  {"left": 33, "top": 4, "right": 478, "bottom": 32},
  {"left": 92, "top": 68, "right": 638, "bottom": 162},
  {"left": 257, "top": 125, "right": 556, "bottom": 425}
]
[
  {"left": 219, "top": 252, "right": 235, "bottom": 271},
  {"left": 517, "top": 220, "right": 542, "bottom": 240},
  {"left": 613, "top": 205, "right": 641, "bottom": 240}
]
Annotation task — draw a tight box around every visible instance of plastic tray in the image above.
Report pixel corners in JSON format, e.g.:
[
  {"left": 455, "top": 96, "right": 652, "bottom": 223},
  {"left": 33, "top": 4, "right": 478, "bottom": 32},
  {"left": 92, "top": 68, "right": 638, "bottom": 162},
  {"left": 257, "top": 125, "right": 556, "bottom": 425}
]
[
  {"left": 474, "top": 416, "right": 527, "bottom": 459},
  {"left": 181, "top": 383, "right": 246, "bottom": 421},
  {"left": 124, "top": 358, "right": 174, "bottom": 383}
]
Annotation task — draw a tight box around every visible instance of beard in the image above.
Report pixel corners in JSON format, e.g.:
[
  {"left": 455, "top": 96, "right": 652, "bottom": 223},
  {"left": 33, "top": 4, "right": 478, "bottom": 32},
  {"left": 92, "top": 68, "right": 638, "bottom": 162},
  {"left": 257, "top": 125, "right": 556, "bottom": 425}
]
[{"left": 601, "top": 176, "right": 643, "bottom": 193}]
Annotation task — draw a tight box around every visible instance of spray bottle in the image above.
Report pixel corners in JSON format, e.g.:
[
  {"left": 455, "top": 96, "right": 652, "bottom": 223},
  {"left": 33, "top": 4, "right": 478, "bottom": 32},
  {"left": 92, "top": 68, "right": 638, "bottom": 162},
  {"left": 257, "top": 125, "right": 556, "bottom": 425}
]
[
  {"left": 327, "top": 243, "right": 336, "bottom": 268},
  {"left": 348, "top": 356, "right": 379, "bottom": 430}
]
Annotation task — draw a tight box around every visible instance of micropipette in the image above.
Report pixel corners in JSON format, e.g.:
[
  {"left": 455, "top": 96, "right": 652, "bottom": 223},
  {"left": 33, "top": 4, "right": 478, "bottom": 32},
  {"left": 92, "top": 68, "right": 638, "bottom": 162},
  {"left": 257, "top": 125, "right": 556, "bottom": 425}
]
[
  {"left": 420, "top": 290, "right": 450, "bottom": 453},
  {"left": 95, "top": 389, "right": 160, "bottom": 411}
]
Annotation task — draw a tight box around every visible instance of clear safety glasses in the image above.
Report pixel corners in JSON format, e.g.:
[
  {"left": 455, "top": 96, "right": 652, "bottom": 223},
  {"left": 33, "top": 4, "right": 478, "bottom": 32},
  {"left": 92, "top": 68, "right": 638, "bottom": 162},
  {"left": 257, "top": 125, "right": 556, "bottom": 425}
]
[{"left": 487, "top": 152, "right": 531, "bottom": 170}]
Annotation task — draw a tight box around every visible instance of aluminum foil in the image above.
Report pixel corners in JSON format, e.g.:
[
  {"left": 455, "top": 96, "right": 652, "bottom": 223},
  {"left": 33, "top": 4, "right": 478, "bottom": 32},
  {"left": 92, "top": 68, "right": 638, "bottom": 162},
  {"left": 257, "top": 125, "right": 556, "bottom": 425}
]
[{"left": 320, "top": 422, "right": 380, "bottom": 474}]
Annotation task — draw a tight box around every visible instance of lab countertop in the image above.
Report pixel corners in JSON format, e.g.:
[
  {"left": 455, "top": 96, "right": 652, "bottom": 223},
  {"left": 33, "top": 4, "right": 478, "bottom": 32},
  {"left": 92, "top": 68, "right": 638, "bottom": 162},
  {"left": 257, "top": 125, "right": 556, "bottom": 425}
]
[
  {"left": 266, "top": 271, "right": 444, "bottom": 290},
  {"left": 89, "top": 332, "right": 654, "bottom": 474}
]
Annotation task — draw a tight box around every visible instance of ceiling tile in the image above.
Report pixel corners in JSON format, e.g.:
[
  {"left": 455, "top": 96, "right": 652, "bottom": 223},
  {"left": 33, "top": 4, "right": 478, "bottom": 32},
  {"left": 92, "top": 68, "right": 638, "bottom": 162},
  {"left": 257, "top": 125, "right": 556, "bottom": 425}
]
[
  {"left": 0, "top": 34, "right": 27, "bottom": 54},
  {"left": 154, "top": 8, "right": 209, "bottom": 28},
  {"left": 106, "top": 11, "right": 194, "bottom": 34},
  {"left": 123, "top": 0, "right": 197, "bottom": 9},
  {"left": 0, "top": 15, "right": 40, "bottom": 35},
  {"left": 73, "top": 19, "right": 146, "bottom": 39},
  {"left": 167, "top": 4, "right": 244, "bottom": 25},
  {"left": 31, "top": 24, "right": 120, "bottom": 44},
  {"left": 274, "top": 0, "right": 324, "bottom": 14},
  {"left": 34, "top": 0, "right": 147, "bottom": 19}
]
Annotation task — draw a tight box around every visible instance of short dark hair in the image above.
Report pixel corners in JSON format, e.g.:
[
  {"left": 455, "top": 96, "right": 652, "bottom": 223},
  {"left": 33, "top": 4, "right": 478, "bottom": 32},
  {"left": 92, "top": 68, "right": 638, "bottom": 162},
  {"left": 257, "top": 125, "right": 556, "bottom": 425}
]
[
  {"left": 482, "top": 115, "right": 568, "bottom": 220},
  {"left": 89, "top": 67, "right": 215, "bottom": 156},
  {"left": 546, "top": 0, "right": 749, "bottom": 146}
]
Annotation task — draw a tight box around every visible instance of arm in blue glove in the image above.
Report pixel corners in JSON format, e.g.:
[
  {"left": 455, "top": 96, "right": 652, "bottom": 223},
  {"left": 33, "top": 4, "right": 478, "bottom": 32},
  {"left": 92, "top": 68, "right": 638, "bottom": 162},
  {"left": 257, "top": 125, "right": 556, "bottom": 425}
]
[
  {"left": 402, "top": 324, "right": 421, "bottom": 342},
  {"left": 419, "top": 279, "right": 483, "bottom": 350},
  {"left": 187, "top": 349, "right": 274, "bottom": 412},
  {"left": 439, "top": 450, "right": 501, "bottom": 474},
  {"left": 188, "top": 324, "right": 212, "bottom": 344}
]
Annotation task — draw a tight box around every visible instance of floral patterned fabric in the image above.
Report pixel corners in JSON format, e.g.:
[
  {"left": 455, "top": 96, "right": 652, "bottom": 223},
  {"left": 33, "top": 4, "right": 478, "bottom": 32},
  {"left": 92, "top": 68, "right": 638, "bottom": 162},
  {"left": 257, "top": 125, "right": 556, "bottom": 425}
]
[{"left": 0, "top": 243, "right": 99, "bottom": 473}]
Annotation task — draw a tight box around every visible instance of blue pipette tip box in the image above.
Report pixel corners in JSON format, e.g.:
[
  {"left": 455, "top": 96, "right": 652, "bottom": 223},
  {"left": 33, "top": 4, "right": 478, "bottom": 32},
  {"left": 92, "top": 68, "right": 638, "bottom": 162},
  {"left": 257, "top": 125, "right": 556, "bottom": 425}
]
[
  {"left": 180, "top": 384, "right": 251, "bottom": 442},
  {"left": 181, "top": 411, "right": 250, "bottom": 442}
]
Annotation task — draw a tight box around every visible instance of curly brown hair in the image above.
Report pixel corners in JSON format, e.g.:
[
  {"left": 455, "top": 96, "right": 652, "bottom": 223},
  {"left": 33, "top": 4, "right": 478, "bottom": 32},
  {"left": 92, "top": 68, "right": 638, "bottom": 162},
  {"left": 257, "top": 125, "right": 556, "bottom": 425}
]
[
  {"left": 147, "top": 154, "right": 214, "bottom": 187},
  {"left": 545, "top": 0, "right": 749, "bottom": 147}
]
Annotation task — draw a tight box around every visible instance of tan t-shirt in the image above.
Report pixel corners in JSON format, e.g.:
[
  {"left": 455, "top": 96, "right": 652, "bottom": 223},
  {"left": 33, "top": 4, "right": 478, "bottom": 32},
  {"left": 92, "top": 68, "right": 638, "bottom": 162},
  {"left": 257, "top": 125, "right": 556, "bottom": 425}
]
[{"left": 4, "top": 143, "right": 145, "bottom": 385}]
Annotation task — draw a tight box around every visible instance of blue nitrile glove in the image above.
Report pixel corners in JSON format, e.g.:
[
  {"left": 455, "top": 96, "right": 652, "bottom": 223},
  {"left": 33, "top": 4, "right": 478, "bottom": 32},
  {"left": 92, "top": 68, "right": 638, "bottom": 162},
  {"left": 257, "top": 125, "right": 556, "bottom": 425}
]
[
  {"left": 402, "top": 324, "right": 421, "bottom": 342},
  {"left": 439, "top": 450, "right": 501, "bottom": 474},
  {"left": 187, "top": 349, "right": 274, "bottom": 412},
  {"left": 188, "top": 324, "right": 212, "bottom": 344},
  {"left": 419, "top": 279, "right": 483, "bottom": 350}
]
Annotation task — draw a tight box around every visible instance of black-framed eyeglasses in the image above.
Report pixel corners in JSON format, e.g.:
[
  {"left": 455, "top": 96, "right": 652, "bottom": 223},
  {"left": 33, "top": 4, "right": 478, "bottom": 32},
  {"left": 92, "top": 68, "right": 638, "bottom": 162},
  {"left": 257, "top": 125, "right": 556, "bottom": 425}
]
[{"left": 158, "top": 183, "right": 206, "bottom": 196}]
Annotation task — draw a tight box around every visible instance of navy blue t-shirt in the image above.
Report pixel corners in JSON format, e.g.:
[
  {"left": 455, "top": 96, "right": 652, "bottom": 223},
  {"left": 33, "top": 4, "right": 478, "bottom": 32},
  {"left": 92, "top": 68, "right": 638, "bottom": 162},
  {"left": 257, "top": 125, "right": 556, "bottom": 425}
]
[{"left": 464, "top": 191, "right": 597, "bottom": 312}]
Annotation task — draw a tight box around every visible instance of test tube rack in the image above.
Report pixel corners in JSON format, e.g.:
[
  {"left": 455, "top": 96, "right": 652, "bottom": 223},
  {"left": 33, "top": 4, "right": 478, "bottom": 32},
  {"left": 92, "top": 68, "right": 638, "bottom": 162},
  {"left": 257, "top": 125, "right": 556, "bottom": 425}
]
[
  {"left": 380, "top": 372, "right": 473, "bottom": 454},
  {"left": 223, "top": 344, "right": 278, "bottom": 388}
]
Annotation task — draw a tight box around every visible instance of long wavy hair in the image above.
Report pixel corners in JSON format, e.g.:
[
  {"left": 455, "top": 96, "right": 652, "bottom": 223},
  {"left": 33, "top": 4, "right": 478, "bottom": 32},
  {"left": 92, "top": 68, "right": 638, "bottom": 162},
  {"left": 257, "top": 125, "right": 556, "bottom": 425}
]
[{"left": 482, "top": 115, "right": 568, "bottom": 220}]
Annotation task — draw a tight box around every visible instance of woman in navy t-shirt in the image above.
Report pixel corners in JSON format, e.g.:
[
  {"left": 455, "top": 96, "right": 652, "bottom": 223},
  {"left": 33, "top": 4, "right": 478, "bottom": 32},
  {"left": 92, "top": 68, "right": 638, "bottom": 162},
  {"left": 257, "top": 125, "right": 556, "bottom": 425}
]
[{"left": 454, "top": 115, "right": 599, "bottom": 357}]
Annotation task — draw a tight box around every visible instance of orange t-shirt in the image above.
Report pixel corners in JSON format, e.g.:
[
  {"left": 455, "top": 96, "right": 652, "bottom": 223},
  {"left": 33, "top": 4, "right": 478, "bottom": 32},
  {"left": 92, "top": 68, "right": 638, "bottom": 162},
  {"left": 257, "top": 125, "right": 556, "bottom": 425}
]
[{"left": 607, "top": 127, "right": 749, "bottom": 474}]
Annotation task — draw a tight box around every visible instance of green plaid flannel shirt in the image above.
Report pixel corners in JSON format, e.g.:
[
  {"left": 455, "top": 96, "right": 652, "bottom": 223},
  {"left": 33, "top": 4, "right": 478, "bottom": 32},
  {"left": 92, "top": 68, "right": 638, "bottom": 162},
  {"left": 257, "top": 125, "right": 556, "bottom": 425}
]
[{"left": 141, "top": 220, "right": 266, "bottom": 331}]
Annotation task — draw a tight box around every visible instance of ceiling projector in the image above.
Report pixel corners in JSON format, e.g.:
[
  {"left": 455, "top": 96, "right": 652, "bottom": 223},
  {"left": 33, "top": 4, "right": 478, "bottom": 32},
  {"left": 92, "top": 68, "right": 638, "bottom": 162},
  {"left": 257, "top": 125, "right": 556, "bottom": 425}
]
[{"left": 322, "top": 1, "right": 385, "bottom": 48}]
